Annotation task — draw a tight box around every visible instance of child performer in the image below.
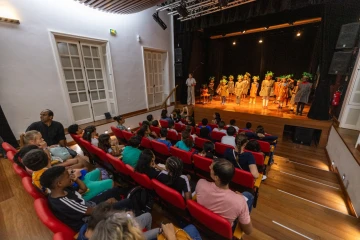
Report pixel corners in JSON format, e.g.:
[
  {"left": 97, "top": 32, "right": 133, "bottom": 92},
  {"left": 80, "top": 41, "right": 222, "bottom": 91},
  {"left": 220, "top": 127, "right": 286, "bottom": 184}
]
[
  {"left": 208, "top": 77, "right": 215, "bottom": 102},
  {"left": 290, "top": 80, "right": 300, "bottom": 113},
  {"left": 216, "top": 75, "right": 227, "bottom": 96},
  {"left": 295, "top": 72, "right": 313, "bottom": 116},
  {"left": 259, "top": 71, "right": 274, "bottom": 109},
  {"left": 277, "top": 75, "right": 289, "bottom": 109},
  {"left": 235, "top": 75, "right": 243, "bottom": 105},
  {"left": 286, "top": 75, "right": 294, "bottom": 106},
  {"left": 272, "top": 77, "right": 281, "bottom": 103},
  {"left": 200, "top": 84, "right": 210, "bottom": 104},
  {"left": 228, "top": 75, "right": 235, "bottom": 102},
  {"left": 242, "top": 72, "right": 251, "bottom": 99},
  {"left": 219, "top": 78, "right": 228, "bottom": 105},
  {"left": 249, "top": 76, "right": 259, "bottom": 104}
]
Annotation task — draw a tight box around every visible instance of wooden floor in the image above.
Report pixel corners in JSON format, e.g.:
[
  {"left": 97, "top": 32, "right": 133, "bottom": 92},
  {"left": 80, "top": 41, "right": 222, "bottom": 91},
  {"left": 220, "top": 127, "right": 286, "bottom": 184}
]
[{"left": 1, "top": 141, "right": 359, "bottom": 239}]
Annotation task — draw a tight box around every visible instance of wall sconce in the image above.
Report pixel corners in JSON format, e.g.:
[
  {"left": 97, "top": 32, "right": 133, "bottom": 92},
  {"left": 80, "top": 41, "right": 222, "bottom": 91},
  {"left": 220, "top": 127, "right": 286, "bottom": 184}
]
[{"left": 0, "top": 17, "right": 20, "bottom": 24}]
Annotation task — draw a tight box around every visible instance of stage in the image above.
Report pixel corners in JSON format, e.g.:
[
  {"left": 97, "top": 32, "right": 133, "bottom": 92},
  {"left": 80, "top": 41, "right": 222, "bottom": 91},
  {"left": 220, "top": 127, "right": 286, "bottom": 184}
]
[{"left": 192, "top": 96, "right": 332, "bottom": 148}]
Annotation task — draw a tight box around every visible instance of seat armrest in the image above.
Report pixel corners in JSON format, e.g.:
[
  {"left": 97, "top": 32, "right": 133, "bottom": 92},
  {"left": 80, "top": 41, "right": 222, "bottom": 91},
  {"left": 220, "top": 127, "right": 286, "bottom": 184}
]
[
  {"left": 254, "top": 174, "right": 263, "bottom": 188},
  {"left": 233, "top": 221, "right": 244, "bottom": 239}
]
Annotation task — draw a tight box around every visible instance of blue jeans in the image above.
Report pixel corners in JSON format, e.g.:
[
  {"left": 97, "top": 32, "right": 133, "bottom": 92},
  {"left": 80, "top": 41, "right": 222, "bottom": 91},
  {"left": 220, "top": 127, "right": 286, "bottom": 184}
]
[
  {"left": 184, "top": 224, "right": 202, "bottom": 240},
  {"left": 221, "top": 96, "right": 226, "bottom": 104},
  {"left": 242, "top": 191, "right": 254, "bottom": 212}
]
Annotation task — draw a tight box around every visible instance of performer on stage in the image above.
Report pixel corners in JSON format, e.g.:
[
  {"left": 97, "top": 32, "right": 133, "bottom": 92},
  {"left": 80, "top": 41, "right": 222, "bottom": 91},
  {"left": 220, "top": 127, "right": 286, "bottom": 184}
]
[
  {"left": 219, "top": 77, "right": 228, "bottom": 105},
  {"left": 208, "top": 77, "right": 215, "bottom": 102},
  {"left": 228, "top": 75, "right": 235, "bottom": 102},
  {"left": 272, "top": 77, "right": 281, "bottom": 103},
  {"left": 186, "top": 73, "right": 196, "bottom": 105},
  {"left": 286, "top": 75, "right": 295, "bottom": 106},
  {"left": 277, "top": 76, "right": 289, "bottom": 109},
  {"left": 249, "top": 76, "right": 259, "bottom": 104},
  {"left": 200, "top": 84, "right": 210, "bottom": 104},
  {"left": 295, "top": 72, "right": 313, "bottom": 116},
  {"left": 216, "top": 76, "right": 227, "bottom": 96},
  {"left": 235, "top": 75, "right": 244, "bottom": 105},
  {"left": 242, "top": 72, "right": 251, "bottom": 99},
  {"left": 259, "top": 71, "right": 274, "bottom": 109},
  {"left": 290, "top": 80, "right": 301, "bottom": 113}
]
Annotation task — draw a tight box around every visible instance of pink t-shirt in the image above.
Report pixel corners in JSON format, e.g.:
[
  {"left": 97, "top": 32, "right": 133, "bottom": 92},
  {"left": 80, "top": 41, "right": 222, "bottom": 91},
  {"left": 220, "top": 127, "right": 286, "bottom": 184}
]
[{"left": 195, "top": 179, "right": 250, "bottom": 225}]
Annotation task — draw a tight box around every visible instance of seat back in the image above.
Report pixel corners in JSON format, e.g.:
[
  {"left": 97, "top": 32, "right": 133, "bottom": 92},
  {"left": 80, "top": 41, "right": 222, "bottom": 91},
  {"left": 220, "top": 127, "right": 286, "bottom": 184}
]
[
  {"left": 170, "top": 146, "right": 192, "bottom": 165},
  {"left": 140, "top": 137, "right": 152, "bottom": 149},
  {"left": 53, "top": 232, "right": 75, "bottom": 240},
  {"left": 78, "top": 138, "right": 93, "bottom": 154},
  {"left": 122, "top": 130, "right": 134, "bottom": 142},
  {"left": 90, "top": 145, "right": 109, "bottom": 164},
  {"left": 131, "top": 171, "right": 153, "bottom": 190},
  {"left": 244, "top": 150, "right": 265, "bottom": 167},
  {"left": 22, "top": 176, "right": 45, "bottom": 200},
  {"left": 151, "top": 140, "right": 171, "bottom": 156},
  {"left": 2, "top": 142, "right": 17, "bottom": 153},
  {"left": 194, "top": 137, "right": 211, "bottom": 150},
  {"left": 167, "top": 130, "right": 179, "bottom": 142},
  {"left": 208, "top": 123, "right": 218, "bottom": 130},
  {"left": 150, "top": 126, "right": 161, "bottom": 136},
  {"left": 211, "top": 131, "right": 226, "bottom": 142},
  {"left": 151, "top": 179, "right": 186, "bottom": 210},
  {"left": 238, "top": 129, "right": 253, "bottom": 134},
  {"left": 187, "top": 200, "right": 232, "bottom": 239},
  {"left": 232, "top": 168, "right": 255, "bottom": 189},
  {"left": 70, "top": 134, "right": 81, "bottom": 144},
  {"left": 159, "top": 120, "right": 169, "bottom": 128},
  {"left": 193, "top": 154, "right": 212, "bottom": 180},
  {"left": 195, "top": 127, "right": 201, "bottom": 136},
  {"left": 215, "top": 142, "right": 234, "bottom": 156},
  {"left": 13, "top": 163, "right": 30, "bottom": 178},
  {"left": 111, "top": 126, "right": 124, "bottom": 139},
  {"left": 6, "top": 151, "right": 15, "bottom": 163},
  {"left": 258, "top": 140, "right": 271, "bottom": 154},
  {"left": 107, "top": 154, "right": 130, "bottom": 176},
  {"left": 174, "top": 123, "right": 185, "bottom": 132},
  {"left": 34, "top": 198, "right": 76, "bottom": 236}
]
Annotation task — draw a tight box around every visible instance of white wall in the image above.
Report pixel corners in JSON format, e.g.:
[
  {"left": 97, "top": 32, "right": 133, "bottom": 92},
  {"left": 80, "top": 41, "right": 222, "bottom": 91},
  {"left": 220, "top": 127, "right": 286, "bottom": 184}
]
[
  {"left": 327, "top": 126, "right": 360, "bottom": 215},
  {"left": 0, "top": 0, "right": 174, "bottom": 137}
]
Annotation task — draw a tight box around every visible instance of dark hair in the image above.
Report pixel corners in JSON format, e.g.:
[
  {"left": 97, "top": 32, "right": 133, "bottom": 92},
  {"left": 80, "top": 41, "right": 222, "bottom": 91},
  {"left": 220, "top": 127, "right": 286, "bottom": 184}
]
[
  {"left": 165, "top": 156, "right": 183, "bottom": 186},
  {"left": 226, "top": 126, "right": 236, "bottom": 136},
  {"left": 246, "top": 122, "right": 252, "bottom": 129},
  {"left": 256, "top": 125, "right": 265, "bottom": 134},
  {"left": 98, "top": 134, "right": 111, "bottom": 153},
  {"left": 135, "top": 149, "right": 154, "bottom": 174},
  {"left": 187, "top": 116, "right": 195, "bottom": 127},
  {"left": 181, "top": 130, "right": 193, "bottom": 149},
  {"left": 218, "top": 121, "right": 225, "bottom": 129},
  {"left": 203, "top": 141, "right": 215, "bottom": 159},
  {"left": 128, "top": 136, "right": 140, "bottom": 148},
  {"left": 22, "top": 149, "right": 49, "bottom": 171},
  {"left": 212, "top": 159, "right": 235, "bottom": 185},
  {"left": 236, "top": 134, "right": 248, "bottom": 149},
  {"left": 146, "top": 114, "right": 153, "bottom": 122},
  {"left": 245, "top": 140, "right": 261, "bottom": 152},
  {"left": 142, "top": 121, "right": 150, "bottom": 126},
  {"left": 214, "top": 112, "right": 221, "bottom": 123},
  {"left": 13, "top": 145, "right": 39, "bottom": 169},
  {"left": 161, "top": 110, "right": 168, "bottom": 119},
  {"left": 113, "top": 115, "right": 123, "bottom": 123},
  {"left": 230, "top": 119, "right": 236, "bottom": 125},
  {"left": 68, "top": 124, "right": 79, "bottom": 134},
  {"left": 168, "top": 119, "right": 174, "bottom": 128},
  {"left": 82, "top": 125, "right": 96, "bottom": 143},
  {"left": 137, "top": 125, "right": 149, "bottom": 138},
  {"left": 88, "top": 202, "right": 113, "bottom": 230},
  {"left": 40, "top": 166, "right": 66, "bottom": 189},
  {"left": 152, "top": 120, "right": 159, "bottom": 127},
  {"left": 201, "top": 118, "right": 208, "bottom": 126},
  {"left": 160, "top": 128, "right": 168, "bottom": 138},
  {"left": 44, "top": 109, "right": 54, "bottom": 117}
]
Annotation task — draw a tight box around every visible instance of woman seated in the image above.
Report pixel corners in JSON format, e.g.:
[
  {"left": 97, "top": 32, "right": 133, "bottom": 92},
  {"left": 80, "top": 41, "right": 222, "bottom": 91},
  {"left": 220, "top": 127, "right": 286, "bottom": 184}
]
[
  {"left": 98, "top": 134, "right": 123, "bottom": 157},
  {"left": 198, "top": 141, "right": 216, "bottom": 159},
  {"left": 161, "top": 109, "right": 172, "bottom": 122},
  {"left": 82, "top": 125, "right": 98, "bottom": 146},
  {"left": 212, "top": 112, "right": 221, "bottom": 124},
  {"left": 175, "top": 130, "right": 194, "bottom": 152},
  {"left": 135, "top": 149, "right": 164, "bottom": 179},
  {"left": 122, "top": 136, "right": 142, "bottom": 168},
  {"left": 185, "top": 116, "right": 195, "bottom": 127},
  {"left": 223, "top": 135, "right": 259, "bottom": 179},
  {"left": 157, "top": 156, "right": 192, "bottom": 200},
  {"left": 113, "top": 115, "right": 130, "bottom": 131},
  {"left": 171, "top": 108, "right": 182, "bottom": 123}
]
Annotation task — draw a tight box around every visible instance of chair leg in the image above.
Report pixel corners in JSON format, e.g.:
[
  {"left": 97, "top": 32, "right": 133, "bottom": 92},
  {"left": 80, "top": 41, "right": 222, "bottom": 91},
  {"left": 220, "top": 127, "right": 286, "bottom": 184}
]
[{"left": 253, "top": 188, "right": 259, "bottom": 208}]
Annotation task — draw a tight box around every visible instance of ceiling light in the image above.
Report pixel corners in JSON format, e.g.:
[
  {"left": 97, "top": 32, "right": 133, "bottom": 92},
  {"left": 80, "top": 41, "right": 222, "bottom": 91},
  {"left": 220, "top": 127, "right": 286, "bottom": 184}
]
[
  {"left": 233, "top": 41, "right": 236, "bottom": 45},
  {"left": 264, "top": 26, "right": 269, "bottom": 29},
  {"left": 0, "top": 17, "right": 20, "bottom": 24},
  {"left": 176, "top": 1, "right": 189, "bottom": 18},
  {"left": 242, "top": 30, "right": 246, "bottom": 33},
  {"left": 259, "top": 39, "right": 263, "bottom": 43},
  {"left": 296, "top": 31, "right": 301, "bottom": 37}
]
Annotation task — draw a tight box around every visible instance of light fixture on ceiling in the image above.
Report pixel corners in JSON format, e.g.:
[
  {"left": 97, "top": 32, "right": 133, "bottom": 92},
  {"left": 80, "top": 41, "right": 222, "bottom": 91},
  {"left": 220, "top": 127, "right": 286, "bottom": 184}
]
[
  {"left": 264, "top": 26, "right": 269, "bottom": 30},
  {"left": 176, "top": 1, "right": 189, "bottom": 18},
  {"left": 0, "top": 17, "right": 20, "bottom": 24},
  {"left": 152, "top": 12, "right": 167, "bottom": 30},
  {"left": 259, "top": 39, "right": 263, "bottom": 43},
  {"left": 233, "top": 41, "right": 236, "bottom": 45},
  {"left": 242, "top": 30, "right": 246, "bottom": 33},
  {"left": 296, "top": 31, "right": 301, "bottom": 37}
]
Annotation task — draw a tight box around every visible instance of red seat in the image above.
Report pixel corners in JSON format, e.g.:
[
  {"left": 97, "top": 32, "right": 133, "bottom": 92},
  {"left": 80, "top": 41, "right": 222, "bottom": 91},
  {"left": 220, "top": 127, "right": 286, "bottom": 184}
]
[
  {"left": 90, "top": 145, "right": 109, "bottom": 164},
  {"left": 150, "top": 126, "right": 161, "bottom": 137},
  {"left": 174, "top": 123, "right": 185, "bottom": 132},
  {"left": 107, "top": 154, "right": 131, "bottom": 176},
  {"left": 244, "top": 150, "right": 265, "bottom": 170},
  {"left": 208, "top": 123, "right": 218, "bottom": 130},
  {"left": 193, "top": 154, "right": 212, "bottom": 180},
  {"left": 140, "top": 137, "right": 152, "bottom": 149},
  {"left": 34, "top": 198, "right": 76, "bottom": 237},
  {"left": 131, "top": 171, "right": 153, "bottom": 190},
  {"left": 187, "top": 200, "right": 233, "bottom": 240},
  {"left": 194, "top": 137, "right": 211, "bottom": 150},
  {"left": 78, "top": 138, "right": 93, "bottom": 154},
  {"left": 211, "top": 131, "right": 226, "bottom": 142},
  {"left": 167, "top": 130, "right": 180, "bottom": 142},
  {"left": 2, "top": 142, "right": 17, "bottom": 153},
  {"left": 257, "top": 140, "right": 271, "bottom": 153},
  {"left": 151, "top": 140, "right": 171, "bottom": 162},
  {"left": 13, "top": 163, "right": 30, "bottom": 178},
  {"left": 231, "top": 168, "right": 255, "bottom": 189},
  {"left": 195, "top": 127, "right": 201, "bottom": 136},
  {"left": 159, "top": 120, "right": 169, "bottom": 128},
  {"left": 151, "top": 179, "right": 186, "bottom": 210},
  {"left": 6, "top": 151, "right": 15, "bottom": 163},
  {"left": 215, "top": 142, "right": 234, "bottom": 156},
  {"left": 139, "top": 122, "right": 142, "bottom": 127},
  {"left": 111, "top": 126, "right": 124, "bottom": 140},
  {"left": 238, "top": 129, "right": 253, "bottom": 134},
  {"left": 70, "top": 134, "right": 81, "bottom": 144},
  {"left": 121, "top": 130, "right": 134, "bottom": 142},
  {"left": 22, "top": 176, "right": 45, "bottom": 200},
  {"left": 53, "top": 232, "right": 74, "bottom": 240},
  {"left": 170, "top": 146, "right": 193, "bottom": 173}
]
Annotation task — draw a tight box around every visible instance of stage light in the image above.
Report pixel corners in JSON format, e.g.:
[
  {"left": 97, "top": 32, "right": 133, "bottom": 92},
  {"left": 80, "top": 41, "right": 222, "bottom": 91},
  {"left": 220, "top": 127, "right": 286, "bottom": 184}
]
[
  {"left": 176, "top": 1, "right": 188, "bottom": 18},
  {"left": 233, "top": 41, "right": 236, "bottom": 45},
  {"left": 264, "top": 26, "right": 269, "bottom": 30},
  {"left": 242, "top": 30, "right": 246, "bottom": 33},
  {"left": 296, "top": 31, "right": 301, "bottom": 37},
  {"left": 289, "top": 21, "right": 294, "bottom": 26},
  {"left": 152, "top": 12, "right": 167, "bottom": 30},
  {"left": 259, "top": 39, "right": 263, "bottom": 43}
]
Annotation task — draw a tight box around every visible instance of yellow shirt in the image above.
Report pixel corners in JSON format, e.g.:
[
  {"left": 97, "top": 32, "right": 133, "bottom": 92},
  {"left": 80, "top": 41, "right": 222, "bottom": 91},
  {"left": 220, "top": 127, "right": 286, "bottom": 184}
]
[{"left": 32, "top": 168, "right": 48, "bottom": 193}]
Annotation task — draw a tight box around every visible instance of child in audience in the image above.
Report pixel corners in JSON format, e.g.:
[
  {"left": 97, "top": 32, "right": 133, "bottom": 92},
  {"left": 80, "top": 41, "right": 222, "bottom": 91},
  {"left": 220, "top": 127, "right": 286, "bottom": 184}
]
[
  {"left": 68, "top": 124, "right": 83, "bottom": 136},
  {"left": 157, "top": 156, "right": 192, "bottom": 200},
  {"left": 122, "top": 136, "right": 142, "bottom": 167},
  {"left": 199, "top": 141, "right": 216, "bottom": 159},
  {"left": 185, "top": 125, "right": 196, "bottom": 141},
  {"left": 98, "top": 134, "right": 122, "bottom": 157},
  {"left": 185, "top": 116, "right": 195, "bottom": 127},
  {"left": 151, "top": 120, "right": 160, "bottom": 127},
  {"left": 167, "top": 119, "right": 177, "bottom": 133},
  {"left": 113, "top": 115, "right": 129, "bottom": 131},
  {"left": 171, "top": 109, "right": 181, "bottom": 123},
  {"left": 213, "top": 121, "right": 227, "bottom": 134},
  {"left": 198, "top": 118, "right": 212, "bottom": 139},
  {"left": 212, "top": 112, "right": 221, "bottom": 124},
  {"left": 227, "top": 119, "right": 239, "bottom": 132},
  {"left": 243, "top": 122, "right": 252, "bottom": 131},
  {"left": 83, "top": 126, "right": 98, "bottom": 146},
  {"left": 39, "top": 166, "right": 132, "bottom": 232},
  {"left": 146, "top": 114, "right": 154, "bottom": 125},
  {"left": 13, "top": 144, "right": 39, "bottom": 171},
  {"left": 245, "top": 139, "right": 262, "bottom": 153},
  {"left": 245, "top": 125, "right": 278, "bottom": 143},
  {"left": 221, "top": 126, "right": 236, "bottom": 147},
  {"left": 137, "top": 124, "right": 157, "bottom": 140},
  {"left": 156, "top": 128, "right": 172, "bottom": 150},
  {"left": 160, "top": 109, "right": 172, "bottom": 122},
  {"left": 175, "top": 130, "right": 194, "bottom": 152},
  {"left": 135, "top": 149, "right": 164, "bottom": 179}
]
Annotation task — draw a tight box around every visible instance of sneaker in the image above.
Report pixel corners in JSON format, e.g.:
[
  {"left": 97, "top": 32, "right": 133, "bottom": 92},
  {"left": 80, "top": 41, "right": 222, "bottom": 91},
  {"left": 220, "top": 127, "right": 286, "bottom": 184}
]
[{"left": 262, "top": 175, "right": 267, "bottom": 181}]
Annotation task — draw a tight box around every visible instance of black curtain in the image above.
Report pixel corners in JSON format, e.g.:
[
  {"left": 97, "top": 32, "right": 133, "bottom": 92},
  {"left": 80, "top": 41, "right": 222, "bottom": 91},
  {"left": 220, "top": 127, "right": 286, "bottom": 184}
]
[{"left": 0, "top": 105, "right": 19, "bottom": 148}]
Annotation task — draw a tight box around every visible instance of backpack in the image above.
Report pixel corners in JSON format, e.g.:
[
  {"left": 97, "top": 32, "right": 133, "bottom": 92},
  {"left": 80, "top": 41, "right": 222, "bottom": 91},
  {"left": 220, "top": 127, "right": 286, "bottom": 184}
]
[{"left": 127, "top": 186, "right": 154, "bottom": 216}]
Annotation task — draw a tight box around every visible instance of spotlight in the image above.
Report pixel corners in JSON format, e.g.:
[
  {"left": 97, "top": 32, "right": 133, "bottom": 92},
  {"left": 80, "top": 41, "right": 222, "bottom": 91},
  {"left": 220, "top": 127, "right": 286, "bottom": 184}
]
[
  {"left": 296, "top": 31, "right": 301, "bottom": 37},
  {"left": 233, "top": 41, "right": 236, "bottom": 45},
  {"left": 176, "top": 1, "right": 189, "bottom": 18},
  {"left": 264, "top": 26, "right": 269, "bottom": 30},
  {"left": 259, "top": 39, "right": 263, "bottom": 43},
  {"left": 242, "top": 30, "right": 246, "bottom": 33},
  {"left": 152, "top": 12, "right": 167, "bottom": 30}
]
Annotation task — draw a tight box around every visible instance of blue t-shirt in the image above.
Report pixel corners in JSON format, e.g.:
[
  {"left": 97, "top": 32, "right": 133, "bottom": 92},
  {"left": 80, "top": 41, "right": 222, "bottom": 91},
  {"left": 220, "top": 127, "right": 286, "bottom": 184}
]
[
  {"left": 77, "top": 224, "right": 88, "bottom": 240},
  {"left": 175, "top": 140, "right": 191, "bottom": 152},
  {"left": 198, "top": 125, "right": 212, "bottom": 132},
  {"left": 157, "top": 138, "right": 172, "bottom": 149}
]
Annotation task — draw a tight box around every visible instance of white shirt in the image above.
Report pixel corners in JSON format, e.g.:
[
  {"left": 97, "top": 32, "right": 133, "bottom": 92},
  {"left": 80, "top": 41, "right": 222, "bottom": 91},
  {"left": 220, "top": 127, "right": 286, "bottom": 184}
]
[
  {"left": 91, "top": 138, "right": 99, "bottom": 147},
  {"left": 186, "top": 78, "right": 196, "bottom": 87},
  {"left": 226, "top": 124, "right": 239, "bottom": 132},
  {"left": 213, "top": 128, "right": 227, "bottom": 134},
  {"left": 221, "top": 136, "right": 236, "bottom": 147}
]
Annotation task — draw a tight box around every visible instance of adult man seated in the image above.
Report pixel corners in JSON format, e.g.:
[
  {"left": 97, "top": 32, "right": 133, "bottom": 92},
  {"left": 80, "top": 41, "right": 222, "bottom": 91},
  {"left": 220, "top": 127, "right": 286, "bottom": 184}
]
[
  {"left": 195, "top": 159, "right": 253, "bottom": 235},
  {"left": 26, "top": 109, "right": 66, "bottom": 147}
]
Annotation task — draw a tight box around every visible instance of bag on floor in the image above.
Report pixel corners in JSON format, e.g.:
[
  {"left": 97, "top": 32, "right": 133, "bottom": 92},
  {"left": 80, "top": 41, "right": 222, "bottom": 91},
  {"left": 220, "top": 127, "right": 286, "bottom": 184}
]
[{"left": 127, "top": 186, "right": 153, "bottom": 216}]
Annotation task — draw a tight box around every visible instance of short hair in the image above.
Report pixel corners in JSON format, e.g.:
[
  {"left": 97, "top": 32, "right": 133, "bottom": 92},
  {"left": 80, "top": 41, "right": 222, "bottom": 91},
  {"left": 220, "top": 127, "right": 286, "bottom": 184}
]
[
  {"left": 160, "top": 127, "right": 168, "bottom": 137},
  {"left": 168, "top": 119, "right": 174, "bottom": 128},
  {"left": 203, "top": 141, "right": 214, "bottom": 153},
  {"left": 226, "top": 126, "right": 236, "bottom": 136},
  {"left": 202, "top": 118, "right": 208, "bottom": 125},
  {"left": 245, "top": 140, "right": 261, "bottom": 152},
  {"left": 212, "top": 159, "right": 235, "bottom": 185},
  {"left": 40, "top": 166, "right": 66, "bottom": 189},
  {"left": 161, "top": 109, "right": 168, "bottom": 118},
  {"left": 256, "top": 125, "right": 265, "bottom": 134},
  {"left": 44, "top": 109, "right": 54, "bottom": 117},
  {"left": 142, "top": 120, "right": 150, "bottom": 126},
  {"left": 236, "top": 134, "right": 248, "bottom": 149},
  {"left": 128, "top": 136, "right": 140, "bottom": 148},
  {"left": 13, "top": 145, "right": 39, "bottom": 169},
  {"left": 67, "top": 124, "right": 79, "bottom": 134},
  {"left": 246, "top": 122, "right": 252, "bottom": 129},
  {"left": 146, "top": 114, "right": 153, "bottom": 122},
  {"left": 88, "top": 202, "right": 113, "bottom": 230},
  {"left": 22, "top": 149, "right": 49, "bottom": 171},
  {"left": 152, "top": 120, "right": 159, "bottom": 127},
  {"left": 218, "top": 121, "right": 225, "bottom": 128},
  {"left": 230, "top": 119, "right": 236, "bottom": 125}
]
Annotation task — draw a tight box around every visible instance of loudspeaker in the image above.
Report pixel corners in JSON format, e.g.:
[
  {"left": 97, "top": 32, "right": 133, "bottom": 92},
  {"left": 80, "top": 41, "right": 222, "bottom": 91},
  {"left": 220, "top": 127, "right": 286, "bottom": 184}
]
[
  {"left": 335, "top": 22, "right": 360, "bottom": 49},
  {"left": 175, "top": 48, "right": 182, "bottom": 62},
  {"left": 293, "top": 127, "right": 314, "bottom": 146},
  {"left": 328, "top": 51, "right": 352, "bottom": 74},
  {"left": 175, "top": 63, "right": 183, "bottom": 77}
]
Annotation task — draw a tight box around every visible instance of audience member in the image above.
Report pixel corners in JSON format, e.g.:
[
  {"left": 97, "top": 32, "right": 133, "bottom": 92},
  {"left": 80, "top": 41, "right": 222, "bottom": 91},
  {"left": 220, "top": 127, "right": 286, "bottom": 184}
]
[
  {"left": 196, "top": 159, "right": 253, "bottom": 235},
  {"left": 243, "top": 122, "right": 252, "bottom": 131},
  {"left": 161, "top": 109, "right": 172, "bottom": 122},
  {"left": 227, "top": 119, "right": 239, "bottom": 132},
  {"left": 98, "top": 134, "right": 122, "bottom": 156},
  {"left": 26, "top": 109, "right": 66, "bottom": 147},
  {"left": 199, "top": 118, "right": 212, "bottom": 139},
  {"left": 212, "top": 112, "right": 221, "bottom": 125},
  {"left": 135, "top": 149, "right": 164, "bottom": 179},
  {"left": 122, "top": 136, "right": 141, "bottom": 167},
  {"left": 137, "top": 124, "right": 156, "bottom": 140},
  {"left": 157, "top": 157, "right": 192, "bottom": 200},
  {"left": 245, "top": 125, "right": 278, "bottom": 143},
  {"left": 156, "top": 128, "right": 172, "bottom": 150},
  {"left": 167, "top": 119, "right": 177, "bottom": 133},
  {"left": 175, "top": 130, "right": 193, "bottom": 152},
  {"left": 245, "top": 139, "right": 261, "bottom": 153},
  {"left": 199, "top": 141, "right": 216, "bottom": 159},
  {"left": 13, "top": 144, "right": 39, "bottom": 170},
  {"left": 151, "top": 120, "right": 160, "bottom": 127},
  {"left": 213, "top": 121, "right": 227, "bottom": 134},
  {"left": 185, "top": 116, "right": 195, "bottom": 127},
  {"left": 221, "top": 126, "right": 236, "bottom": 147},
  {"left": 171, "top": 109, "right": 181, "bottom": 123},
  {"left": 114, "top": 115, "right": 129, "bottom": 131},
  {"left": 83, "top": 126, "right": 98, "bottom": 146},
  {"left": 146, "top": 114, "right": 154, "bottom": 125},
  {"left": 68, "top": 124, "right": 83, "bottom": 136}
]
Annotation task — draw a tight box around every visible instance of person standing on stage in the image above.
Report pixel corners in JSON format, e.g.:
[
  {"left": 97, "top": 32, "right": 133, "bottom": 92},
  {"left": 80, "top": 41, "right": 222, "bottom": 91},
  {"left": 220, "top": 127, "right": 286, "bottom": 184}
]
[
  {"left": 259, "top": 71, "right": 274, "bottom": 109},
  {"left": 290, "top": 80, "right": 301, "bottom": 113},
  {"left": 277, "top": 76, "right": 289, "bottom": 109},
  {"left": 235, "top": 75, "right": 244, "bottom": 105},
  {"left": 249, "top": 76, "right": 259, "bottom": 104},
  {"left": 242, "top": 72, "right": 251, "bottom": 99},
  {"left": 186, "top": 73, "right": 196, "bottom": 105},
  {"left": 294, "top": 72, "right": 313, "bottom": 116},
  {"left": 228, "top": 75, "right": 235, "bottom": 102},
  {"left": 219, "top": 78, "right": 228, "bottom": 105},
  {"left": 208, "top": 77, "right": 215, "bottom": 102}
]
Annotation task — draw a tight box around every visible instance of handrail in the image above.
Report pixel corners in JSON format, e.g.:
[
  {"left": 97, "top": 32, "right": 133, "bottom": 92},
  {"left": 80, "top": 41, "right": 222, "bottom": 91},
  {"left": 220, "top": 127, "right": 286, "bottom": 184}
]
[{"left": 161, "top": 85, "right": 178, "bottom": 110}]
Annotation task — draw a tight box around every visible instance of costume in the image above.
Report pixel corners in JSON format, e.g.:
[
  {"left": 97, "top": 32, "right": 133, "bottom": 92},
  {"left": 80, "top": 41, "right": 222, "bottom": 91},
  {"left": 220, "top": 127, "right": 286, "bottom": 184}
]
[
  {"left": 295, "top": 72, "right": 313, "bottom": 115},
  {"left": 235, "top": 75, "right": 244, "bottom": 105},
  {"left": 290, "top": 81, "right": 300, "bottom": 111},
  {"left": 208, "top": 77, "right": 215, "bottom": 102},
  {"left": 186, "top": 76, "right": 196, "bottom": 105},
  {"left": 228, "top": 75, "right": 235, "bottom": 101},
  {"left": 277, "top": 76, "right": 289, "bottom": 108},
  {"left": 200, "top": 84, "right": 210, "bottom": 104},
  {"left": 249, "top": 76, "right": 259, "bottom": 104},
  {"left": 242, "top": 72, "right": 251, "bottom": 98},
  {"left": 259, "top": 71, "right": 274, "bottom": 108},
  {"left": 219, "top": 77, "right": 228, "bottom": 105}
]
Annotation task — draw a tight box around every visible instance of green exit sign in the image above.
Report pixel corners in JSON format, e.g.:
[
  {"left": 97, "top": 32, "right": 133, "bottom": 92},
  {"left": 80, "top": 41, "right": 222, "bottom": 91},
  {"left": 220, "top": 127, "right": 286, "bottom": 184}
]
[{"left": 110, "top": 29, "right": 117, "bottom": 36}]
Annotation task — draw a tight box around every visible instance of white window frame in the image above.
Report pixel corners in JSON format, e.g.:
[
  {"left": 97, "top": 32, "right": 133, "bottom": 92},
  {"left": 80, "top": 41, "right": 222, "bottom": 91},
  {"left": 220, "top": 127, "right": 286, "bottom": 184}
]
[{"left": 49, "top": 31, "right": 118, "bottom": 124}]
